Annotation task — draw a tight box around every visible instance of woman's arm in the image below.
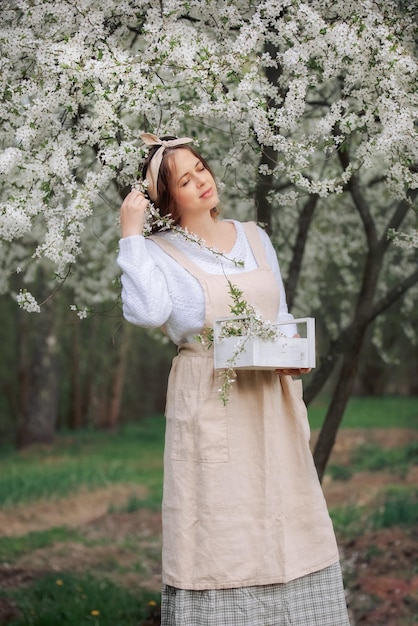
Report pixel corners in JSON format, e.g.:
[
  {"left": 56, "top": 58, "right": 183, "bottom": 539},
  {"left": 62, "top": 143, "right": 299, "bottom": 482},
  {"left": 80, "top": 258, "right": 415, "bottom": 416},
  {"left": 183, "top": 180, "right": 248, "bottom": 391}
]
[
  {"left": 117, "top": 190, "right": 173, "bottom": 328},
  {"left": 117, "top": 236, "right": 173, "bottom": 328}
]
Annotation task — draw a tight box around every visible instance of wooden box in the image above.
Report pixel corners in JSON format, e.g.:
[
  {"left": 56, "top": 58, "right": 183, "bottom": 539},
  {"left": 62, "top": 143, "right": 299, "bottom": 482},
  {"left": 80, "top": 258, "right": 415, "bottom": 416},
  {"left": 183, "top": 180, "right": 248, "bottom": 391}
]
[{"left": 213, "top": 316, "right": 316, "bottom": 370}]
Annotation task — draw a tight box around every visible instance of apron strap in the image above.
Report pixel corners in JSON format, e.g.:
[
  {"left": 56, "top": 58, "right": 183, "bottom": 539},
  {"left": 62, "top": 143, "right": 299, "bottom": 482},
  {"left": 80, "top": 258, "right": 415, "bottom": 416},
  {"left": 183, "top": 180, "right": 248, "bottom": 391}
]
[
  {"left": 149, "top": 221, "right": 270, "bottom": 276},
  {"left": 148, "top": 234, "right": 207, "bottom": 280},
  {"left": 241, "top": 222, "right": 270, "bottom": 270}
]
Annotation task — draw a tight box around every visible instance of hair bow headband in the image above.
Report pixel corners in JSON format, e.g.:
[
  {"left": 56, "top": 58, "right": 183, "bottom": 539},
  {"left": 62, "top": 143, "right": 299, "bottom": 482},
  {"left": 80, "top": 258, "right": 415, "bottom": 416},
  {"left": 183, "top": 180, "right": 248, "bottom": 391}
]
[{"left": 140, "top": 133, "right": 194, "bottom": 201}]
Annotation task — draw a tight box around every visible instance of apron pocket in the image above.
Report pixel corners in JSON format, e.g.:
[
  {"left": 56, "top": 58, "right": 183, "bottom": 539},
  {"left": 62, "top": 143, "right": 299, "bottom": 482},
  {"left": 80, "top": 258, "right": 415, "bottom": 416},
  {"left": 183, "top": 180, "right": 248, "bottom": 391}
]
[{"left": 171, "top": 387, "right": 229, "bottom": 463}]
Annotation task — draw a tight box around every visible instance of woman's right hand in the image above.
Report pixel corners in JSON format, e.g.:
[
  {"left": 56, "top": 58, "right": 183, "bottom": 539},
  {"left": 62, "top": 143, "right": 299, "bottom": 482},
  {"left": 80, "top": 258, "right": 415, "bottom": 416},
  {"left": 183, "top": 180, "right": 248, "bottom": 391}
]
[{"left": 119, "top": 190, "right": 149, "bottom": 238}]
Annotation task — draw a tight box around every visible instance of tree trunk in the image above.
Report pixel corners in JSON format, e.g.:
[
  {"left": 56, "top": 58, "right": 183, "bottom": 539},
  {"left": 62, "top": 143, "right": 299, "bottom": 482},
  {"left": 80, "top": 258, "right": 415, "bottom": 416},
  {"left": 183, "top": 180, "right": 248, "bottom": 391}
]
[
  {"left": 16, "top": 307, "right": 31, "bottom": 426},
  {"left": 285, "top": 194, "right": 319, "bottom": 309},
  {"left": 313, "top": 240, "right": 383, "bottom": 480},
  {"left": 305, "top": 182, "right": 416, "bottom": 405},
  {"left": 68, "top": 314, "right": 84, "bottom": 429},
  {"left": 104, "top": 321, "right": 132, "bottom": 429},
  {"left": 255, "top": 144, "right": 277, "bottom": 234},
  {"left": 82, "top": 320, "right": 99, "bottom": 426},
  {"left": 17, "top": 297, "right": 60, "bottom": 448},
  {"left": 311, "top": 257, "right": 418, "bottom": 478},
  {"left": 313, "top": 323, "right": 368, "bottom": 481},
  {"left": 254, "top": 41, "right": 283, "bottom": 234}
]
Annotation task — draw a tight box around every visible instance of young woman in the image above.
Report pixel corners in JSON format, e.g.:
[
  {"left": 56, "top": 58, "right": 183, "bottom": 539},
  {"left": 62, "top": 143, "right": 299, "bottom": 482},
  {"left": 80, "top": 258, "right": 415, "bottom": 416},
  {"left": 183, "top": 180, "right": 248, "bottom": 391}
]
[{"left": 117, "top": 134, "right": 351, "bottom": 626}]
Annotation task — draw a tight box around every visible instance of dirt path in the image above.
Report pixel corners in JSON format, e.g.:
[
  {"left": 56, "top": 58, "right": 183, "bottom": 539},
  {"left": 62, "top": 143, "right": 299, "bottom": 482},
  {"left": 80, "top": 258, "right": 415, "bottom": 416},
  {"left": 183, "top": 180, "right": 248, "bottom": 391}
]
[
  {"left": 1, "top": 427, "right": 416, "bottom": 538},
  {"left": 0, "top": 484, "right": 148, "bottom": 537}
]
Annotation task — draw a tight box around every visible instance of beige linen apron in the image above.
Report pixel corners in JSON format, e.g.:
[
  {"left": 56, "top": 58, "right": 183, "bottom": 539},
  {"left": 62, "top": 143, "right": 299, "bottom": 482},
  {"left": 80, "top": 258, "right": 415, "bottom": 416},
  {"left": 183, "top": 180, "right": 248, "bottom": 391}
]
[{"left": 151, "top": 222, "right": 339, "bottom": 591}]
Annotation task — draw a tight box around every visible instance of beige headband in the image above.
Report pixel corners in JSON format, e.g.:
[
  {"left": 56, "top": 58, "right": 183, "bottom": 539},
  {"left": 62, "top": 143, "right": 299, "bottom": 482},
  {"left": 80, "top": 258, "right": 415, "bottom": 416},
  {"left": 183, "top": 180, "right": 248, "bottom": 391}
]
[{"left": 141, "top": 133, "right": 194, "bottom": 201}]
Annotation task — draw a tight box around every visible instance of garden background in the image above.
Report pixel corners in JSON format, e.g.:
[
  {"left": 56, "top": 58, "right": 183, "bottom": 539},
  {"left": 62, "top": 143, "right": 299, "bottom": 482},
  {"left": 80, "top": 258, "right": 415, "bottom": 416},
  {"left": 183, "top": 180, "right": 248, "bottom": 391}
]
[{"left": 0, "top": 1, "right": 417, "bottom": 624}]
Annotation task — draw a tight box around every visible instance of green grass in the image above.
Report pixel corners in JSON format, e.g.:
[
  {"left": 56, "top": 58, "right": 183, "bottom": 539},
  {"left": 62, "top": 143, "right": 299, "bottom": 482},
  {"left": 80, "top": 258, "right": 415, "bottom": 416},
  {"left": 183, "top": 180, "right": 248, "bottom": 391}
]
[
  {"left": 330, "top": 485, "right": 418, "bottom": 537},
  {"left": 0, "top": 397, "right": 417, "bottom": 624},
  {"left": 0, "top": 572, "right": 160, "bottom": 626},
  {"left": 327, "top": 439, "right": 418, "bottom": 481},
  {"left": 0, "top": 527, "right": 83, "bottom": 562},
  {"left": 329, "top": 503, "right": 365, "bottom": 537},
  {"left": 371, "top": 486, "right": 418, "bottom": 529},
  {"left": 351, "top": 441, "right": 418, "bottom": 475},
  {"left": 308, "top": 395, "right": 418, "bottom": 430},
  {"left": 0, "top": 396, "right": 416, "bottom": 510},
  {"left": 0, "top": 417, "right": 165, "bottom": 509}
]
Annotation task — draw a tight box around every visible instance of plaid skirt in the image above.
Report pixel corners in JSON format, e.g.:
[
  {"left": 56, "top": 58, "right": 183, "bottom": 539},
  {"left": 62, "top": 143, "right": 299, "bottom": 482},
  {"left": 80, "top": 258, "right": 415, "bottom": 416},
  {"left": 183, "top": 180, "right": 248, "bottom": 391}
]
[{"left": 161, "top": 562, "right": 350, "bottom": 626}]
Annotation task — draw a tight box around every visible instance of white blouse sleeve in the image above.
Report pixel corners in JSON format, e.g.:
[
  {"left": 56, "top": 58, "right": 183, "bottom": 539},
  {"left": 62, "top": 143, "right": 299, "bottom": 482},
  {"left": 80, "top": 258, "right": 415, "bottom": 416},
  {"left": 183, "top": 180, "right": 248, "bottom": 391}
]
[{"left": 117, "top": 235, "right": 173, "bottom": 328}]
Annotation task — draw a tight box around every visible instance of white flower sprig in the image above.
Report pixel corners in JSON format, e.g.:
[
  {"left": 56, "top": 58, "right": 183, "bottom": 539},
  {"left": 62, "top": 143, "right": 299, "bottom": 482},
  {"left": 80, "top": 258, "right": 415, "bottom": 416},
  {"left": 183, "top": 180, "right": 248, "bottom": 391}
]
[
  {"left": 1, "top": 1, "right": 416, "bottom": 317},
  {"left": 131, "top": 179, "right": 175, "bottom": 235},
  {"left": 197, "top": 278, "right": 284, "bottom": 405},
  {"left": 131, "top": 179, "right": 244, "bottom": 267}
]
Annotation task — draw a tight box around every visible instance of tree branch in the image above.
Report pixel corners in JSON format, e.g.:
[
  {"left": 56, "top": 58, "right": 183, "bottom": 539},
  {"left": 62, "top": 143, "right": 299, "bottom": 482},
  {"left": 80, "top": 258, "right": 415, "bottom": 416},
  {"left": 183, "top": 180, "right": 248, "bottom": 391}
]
[
  {"left": 336, "top": 141, "right": 378, "bottom": 247},
  {"left": 350, "top": 176, "right": 379, "bottom": 245},
  {"left": 304, "top": 263, "right": 418, "bottom": 405},
  {"left": 285, "top": 193, "right": 319, "bottom": 309},
  {"left": 380, "top": 188, "right": 418, "bottom": 252},
  {"left": 368, "top": 267, "right": 418, "bottom": 323}
]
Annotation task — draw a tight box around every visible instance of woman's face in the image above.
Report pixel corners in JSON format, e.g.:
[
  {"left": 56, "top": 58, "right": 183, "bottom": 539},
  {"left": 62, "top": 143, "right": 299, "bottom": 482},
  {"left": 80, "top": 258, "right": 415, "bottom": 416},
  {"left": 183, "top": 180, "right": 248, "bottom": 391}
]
[{"left": 168, "top": 148, "right": 219, "bottom": 223}]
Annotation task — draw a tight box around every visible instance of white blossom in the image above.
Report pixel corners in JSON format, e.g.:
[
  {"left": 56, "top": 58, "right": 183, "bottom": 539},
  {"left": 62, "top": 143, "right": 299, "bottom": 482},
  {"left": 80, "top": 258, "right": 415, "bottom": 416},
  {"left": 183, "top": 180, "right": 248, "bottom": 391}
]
[
  {"left": 0, "top": 0, "right": 416, "bottom": 315},
  {"left": 16, "top": 290, "right": 41, "bottom": 313}
]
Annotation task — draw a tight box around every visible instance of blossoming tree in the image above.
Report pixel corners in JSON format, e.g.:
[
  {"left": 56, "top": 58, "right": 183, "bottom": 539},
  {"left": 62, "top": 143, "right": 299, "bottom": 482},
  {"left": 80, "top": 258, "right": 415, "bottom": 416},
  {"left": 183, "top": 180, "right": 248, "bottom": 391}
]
[{"left": 1, "top": 0, "right": 417, "bottom": 465}]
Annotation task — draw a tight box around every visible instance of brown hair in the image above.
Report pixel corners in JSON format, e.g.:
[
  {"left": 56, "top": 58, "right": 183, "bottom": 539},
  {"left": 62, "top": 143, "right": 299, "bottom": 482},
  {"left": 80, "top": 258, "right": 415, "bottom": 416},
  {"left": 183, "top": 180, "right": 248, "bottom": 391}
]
[{"left": 141, "top": 136, "right": 218, "bottom": 232}]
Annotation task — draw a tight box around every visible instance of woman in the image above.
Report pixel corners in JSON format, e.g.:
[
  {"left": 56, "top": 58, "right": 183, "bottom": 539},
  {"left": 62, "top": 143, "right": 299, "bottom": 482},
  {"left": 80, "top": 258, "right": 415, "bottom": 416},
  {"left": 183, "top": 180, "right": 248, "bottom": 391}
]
[{"left": 117, "top": 134, "right": 350, "bottom": 625}]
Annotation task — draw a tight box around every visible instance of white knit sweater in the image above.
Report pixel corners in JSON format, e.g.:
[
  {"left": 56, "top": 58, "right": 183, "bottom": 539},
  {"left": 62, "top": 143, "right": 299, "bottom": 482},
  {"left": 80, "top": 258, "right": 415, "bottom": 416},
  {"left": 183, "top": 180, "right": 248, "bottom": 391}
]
[{"left": 117, "top": 220, "right": 294, "bottom": 345}]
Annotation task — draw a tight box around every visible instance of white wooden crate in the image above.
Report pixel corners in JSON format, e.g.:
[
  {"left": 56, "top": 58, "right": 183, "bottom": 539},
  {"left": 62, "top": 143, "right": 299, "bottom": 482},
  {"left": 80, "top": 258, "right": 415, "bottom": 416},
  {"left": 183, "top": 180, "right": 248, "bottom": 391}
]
[{"left": 213, "top": 317, "right": 316, "bottom": 370}]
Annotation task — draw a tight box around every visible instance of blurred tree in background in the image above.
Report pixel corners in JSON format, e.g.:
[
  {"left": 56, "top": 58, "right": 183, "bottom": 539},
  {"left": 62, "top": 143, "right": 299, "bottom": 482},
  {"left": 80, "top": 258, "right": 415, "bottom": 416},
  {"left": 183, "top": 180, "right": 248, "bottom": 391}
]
[{"left": 0, "top": 1, "right": 416, "bottom": 478}]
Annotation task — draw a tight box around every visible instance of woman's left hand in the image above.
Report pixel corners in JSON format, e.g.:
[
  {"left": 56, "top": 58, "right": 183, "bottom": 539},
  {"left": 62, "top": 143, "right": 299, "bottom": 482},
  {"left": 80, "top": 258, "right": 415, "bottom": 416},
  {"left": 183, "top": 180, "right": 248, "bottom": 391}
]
[{"left": 275, "top": 368, "right": 311, "bottom": 376}]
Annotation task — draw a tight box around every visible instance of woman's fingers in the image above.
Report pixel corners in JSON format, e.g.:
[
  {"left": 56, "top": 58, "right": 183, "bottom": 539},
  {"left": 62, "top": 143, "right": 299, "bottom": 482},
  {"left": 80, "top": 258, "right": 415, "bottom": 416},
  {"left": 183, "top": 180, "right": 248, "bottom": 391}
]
[
  {"left": 275, "top": 368, "right": 312, "bottom": 376},
  {"left": 120, "top": 190, "right": 149, "bottom": 237}
]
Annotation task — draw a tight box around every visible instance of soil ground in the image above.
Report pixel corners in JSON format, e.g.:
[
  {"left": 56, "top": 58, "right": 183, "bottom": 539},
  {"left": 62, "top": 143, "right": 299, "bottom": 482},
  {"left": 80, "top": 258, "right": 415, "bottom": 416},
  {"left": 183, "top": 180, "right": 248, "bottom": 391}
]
[{"left": 1, "top": 428, "right": 418, "bottom": 625}]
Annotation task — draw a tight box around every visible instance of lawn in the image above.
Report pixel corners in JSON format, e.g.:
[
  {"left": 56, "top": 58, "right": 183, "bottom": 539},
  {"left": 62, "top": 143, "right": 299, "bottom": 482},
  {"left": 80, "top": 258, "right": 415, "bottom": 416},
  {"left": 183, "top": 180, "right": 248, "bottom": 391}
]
[
  {"left": 0, "top": 395, "right": 417, "bottom": 626},
  {"left": 308, "top": 394, "right": 418, "bottom": 430}
]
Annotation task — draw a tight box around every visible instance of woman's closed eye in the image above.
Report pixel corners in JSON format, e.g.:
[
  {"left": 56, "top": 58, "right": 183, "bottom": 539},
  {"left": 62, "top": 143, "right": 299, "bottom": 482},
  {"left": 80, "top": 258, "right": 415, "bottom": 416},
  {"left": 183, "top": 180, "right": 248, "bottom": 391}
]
[{"left": 179, "top": 163, "right": 206, "bottom": 187}]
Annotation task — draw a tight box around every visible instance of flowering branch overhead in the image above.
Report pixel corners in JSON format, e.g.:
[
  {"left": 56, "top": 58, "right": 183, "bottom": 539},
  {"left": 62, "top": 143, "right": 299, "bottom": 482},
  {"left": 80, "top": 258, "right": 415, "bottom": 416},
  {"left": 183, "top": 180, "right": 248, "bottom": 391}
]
[{"left": 0, "top": 0, "right": 416, "bottom": 311}]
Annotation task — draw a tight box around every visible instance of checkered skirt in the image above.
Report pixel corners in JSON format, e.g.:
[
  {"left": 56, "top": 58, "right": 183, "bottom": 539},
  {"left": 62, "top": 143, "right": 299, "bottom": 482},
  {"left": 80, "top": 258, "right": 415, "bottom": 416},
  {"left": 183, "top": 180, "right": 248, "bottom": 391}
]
[{"left": 161, "top": 562, "right": 350, "bottom": 626}]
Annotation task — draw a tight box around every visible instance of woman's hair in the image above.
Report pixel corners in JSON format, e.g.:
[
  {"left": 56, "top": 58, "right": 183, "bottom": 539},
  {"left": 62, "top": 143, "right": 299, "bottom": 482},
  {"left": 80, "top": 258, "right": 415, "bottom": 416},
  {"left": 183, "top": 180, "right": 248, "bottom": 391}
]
[{"left": 141, "top": 136, "right": 218, "bottom": 232}]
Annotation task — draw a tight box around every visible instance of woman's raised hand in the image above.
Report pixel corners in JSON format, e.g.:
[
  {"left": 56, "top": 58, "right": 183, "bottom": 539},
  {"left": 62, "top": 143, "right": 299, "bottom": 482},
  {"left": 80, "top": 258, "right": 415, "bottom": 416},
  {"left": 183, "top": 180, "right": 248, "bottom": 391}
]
[{"left": 119, "top": 189, "right": 149, "bottom": 238}]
